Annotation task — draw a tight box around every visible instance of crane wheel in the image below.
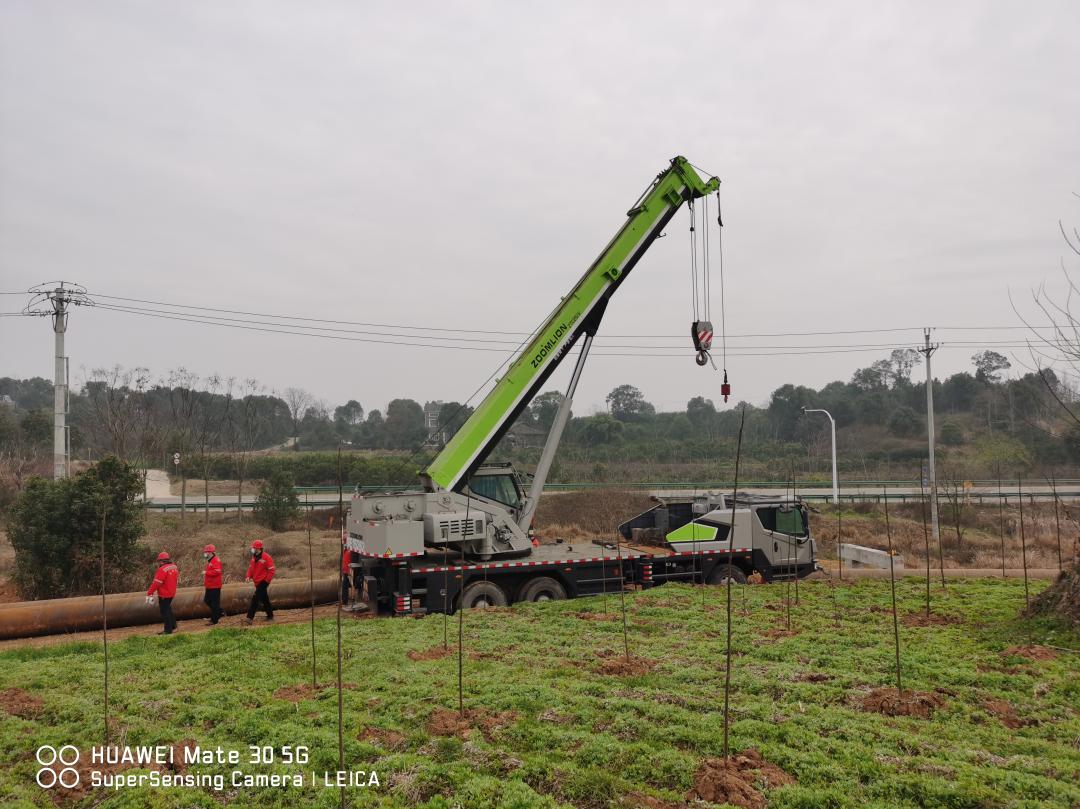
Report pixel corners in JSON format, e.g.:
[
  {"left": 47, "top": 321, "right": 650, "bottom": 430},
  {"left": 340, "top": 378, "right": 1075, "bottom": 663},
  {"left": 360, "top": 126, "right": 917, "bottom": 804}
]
[
  {"left": 707, "top": 564, "right": 748, "bottom": 585},
  {"left": 517, "top": 577, "right": 568, "bottom": 603},
  {"left": 460, "top": 580, "right": 509, "bottom": 609}
]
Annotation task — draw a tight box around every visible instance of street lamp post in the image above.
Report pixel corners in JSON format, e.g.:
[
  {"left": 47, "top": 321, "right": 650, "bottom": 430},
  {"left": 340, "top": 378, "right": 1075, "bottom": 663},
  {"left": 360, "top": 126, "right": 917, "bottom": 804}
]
[{"left": 801, "top": 407, "right": 838, "bottom": 504}]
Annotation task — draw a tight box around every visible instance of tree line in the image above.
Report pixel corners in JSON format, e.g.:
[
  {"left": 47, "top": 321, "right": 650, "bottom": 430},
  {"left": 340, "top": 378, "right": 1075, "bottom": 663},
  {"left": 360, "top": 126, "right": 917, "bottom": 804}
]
[{"left": 0, "top": 348, "right": 1075, "bottom": 498}]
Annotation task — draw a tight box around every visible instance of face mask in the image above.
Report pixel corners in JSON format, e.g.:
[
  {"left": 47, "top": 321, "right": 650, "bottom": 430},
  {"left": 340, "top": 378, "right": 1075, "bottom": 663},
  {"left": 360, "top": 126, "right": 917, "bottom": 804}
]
[
  {"left": 203, "top": 553, "right": 212, "bottom": 561},
  {"left": 251, "top": 549, "right": 260, "bottom": 557}
]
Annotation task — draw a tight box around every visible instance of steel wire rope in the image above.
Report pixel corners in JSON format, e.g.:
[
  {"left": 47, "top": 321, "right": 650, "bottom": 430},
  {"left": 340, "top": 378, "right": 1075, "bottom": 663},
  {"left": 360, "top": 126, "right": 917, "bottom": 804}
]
[{"left": 77, "top": 291, "right": 1070, "bottom": 338}]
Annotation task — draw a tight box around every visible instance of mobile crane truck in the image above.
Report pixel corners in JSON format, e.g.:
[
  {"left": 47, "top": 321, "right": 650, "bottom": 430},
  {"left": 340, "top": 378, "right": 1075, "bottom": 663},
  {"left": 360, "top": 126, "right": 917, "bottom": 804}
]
[{"left": 346, "top": 157, "right": 817, "bottom": 615}]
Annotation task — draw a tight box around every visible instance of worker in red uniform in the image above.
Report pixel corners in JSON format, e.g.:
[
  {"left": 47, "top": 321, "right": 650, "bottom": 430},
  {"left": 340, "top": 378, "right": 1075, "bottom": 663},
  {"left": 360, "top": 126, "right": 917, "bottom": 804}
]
[
  {"left": 202, "top": 544, "right": 223, "bottom": 624},
  {"left": 146, "top": 551, "right": 179, "bottom": 635},
  {"left": 341, "top": 540, "right": 354, "bottom": 606},
  {"left": 244, "top": 539, "right": 275, "bottom": 623}
]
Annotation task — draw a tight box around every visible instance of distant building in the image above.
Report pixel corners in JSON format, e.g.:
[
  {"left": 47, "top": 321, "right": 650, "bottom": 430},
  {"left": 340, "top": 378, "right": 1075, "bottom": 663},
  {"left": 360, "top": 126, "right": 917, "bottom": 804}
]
[
  {"left": 0, "top": 394, "right": 13, "bottom": 408},
  {"left": 505, "top": 421, "right": 547, "bottom": 449},
  {"left": 424, "top": 401, "right": 450, "bottom": 446}
]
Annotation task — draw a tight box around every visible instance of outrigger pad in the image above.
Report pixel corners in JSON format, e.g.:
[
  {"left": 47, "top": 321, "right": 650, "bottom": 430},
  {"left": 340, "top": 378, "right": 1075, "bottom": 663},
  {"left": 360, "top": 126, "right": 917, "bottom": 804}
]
[{"left": 692, "top": 320, "right": 713, "bottom": 352}]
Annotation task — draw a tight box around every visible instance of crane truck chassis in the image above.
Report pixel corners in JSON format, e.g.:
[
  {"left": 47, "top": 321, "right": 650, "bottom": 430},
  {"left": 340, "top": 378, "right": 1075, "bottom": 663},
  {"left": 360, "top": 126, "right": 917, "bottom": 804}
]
[
  {"left": 345, "top": 157, "right": 817, "bottom": 615},
  {"left": 353, "top": 489, "right": 817, "bottom": 616}
]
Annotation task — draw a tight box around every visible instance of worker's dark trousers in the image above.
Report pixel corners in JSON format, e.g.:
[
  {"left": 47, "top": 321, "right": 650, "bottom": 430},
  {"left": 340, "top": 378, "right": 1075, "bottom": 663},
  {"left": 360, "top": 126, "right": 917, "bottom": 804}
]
[
  {"left": 341, "top": 574, "right": 351, "bottom": 605},
  {"left": 247, "top": 582, "right": 273, "bottom": 620},
  {"left": 159, "top": 597, "right": 176, "bottom": 634},
  {"left": 204, "top": 588, "right": 222, "bottom": 624}
]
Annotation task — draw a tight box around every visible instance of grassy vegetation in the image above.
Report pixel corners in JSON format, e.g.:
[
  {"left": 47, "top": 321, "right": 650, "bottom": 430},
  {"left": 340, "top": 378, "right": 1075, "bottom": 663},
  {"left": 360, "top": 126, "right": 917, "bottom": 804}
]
[{"left": 0, "top": 579, "right": 1077, "bottom": 808}]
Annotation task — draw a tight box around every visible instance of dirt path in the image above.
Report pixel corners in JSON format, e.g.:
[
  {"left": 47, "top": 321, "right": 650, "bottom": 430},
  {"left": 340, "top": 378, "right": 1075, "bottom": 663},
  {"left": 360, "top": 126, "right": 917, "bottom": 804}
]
[
  {"left": 0, "top": 603, "right": 371, "bottom": 651},
  {"left": 144, "top": 469, "right": 172, "bottom": 500}
]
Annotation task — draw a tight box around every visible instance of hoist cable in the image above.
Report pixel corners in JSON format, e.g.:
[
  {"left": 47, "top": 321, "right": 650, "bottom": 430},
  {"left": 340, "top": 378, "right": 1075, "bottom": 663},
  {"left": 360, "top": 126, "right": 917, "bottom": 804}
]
[
  {"left": 688, "top": 198, "right": 699, "bottom": 322},
  {"left": 699, "top": 194, "right": 708, "bottom": 321},
  {"left": 716, "top": 189, "right": 728, "bottom": 369}
]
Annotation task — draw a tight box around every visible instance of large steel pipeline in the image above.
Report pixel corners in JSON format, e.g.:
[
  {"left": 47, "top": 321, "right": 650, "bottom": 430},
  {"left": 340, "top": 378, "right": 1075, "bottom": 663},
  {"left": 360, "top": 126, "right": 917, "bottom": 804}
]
[{"left": 0, "top": 577, "right": 339, "bottom": 640}]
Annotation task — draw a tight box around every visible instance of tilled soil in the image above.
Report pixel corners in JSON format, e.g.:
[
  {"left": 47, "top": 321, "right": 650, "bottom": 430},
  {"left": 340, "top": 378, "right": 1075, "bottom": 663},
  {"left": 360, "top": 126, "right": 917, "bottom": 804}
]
[
  {"left": 1003, "top": 644, "right": 1059, "bottom": 661},
  {"left": 425, "top": 707, "right": 518, "bottom": 741},
  {"left": 407, "top": 645, "right": 456, "bottom": 661},
  {"left": 981, "top": 698, "right": 1024, "bottom": 729},
  {"left": 0, "top": 686, "right": 43, "bottom": 718},
  {"left": 902, "top": 611, "right": 963, "bottom": 627},
  {"left": 689, "top": 748, "right": 795, "bottom": 809},
  {"left": 860, "top": 687, "right": 945, "bottom": 719},
  {"left": 596, "top": 651, "right": 657, "bottom": 676}
]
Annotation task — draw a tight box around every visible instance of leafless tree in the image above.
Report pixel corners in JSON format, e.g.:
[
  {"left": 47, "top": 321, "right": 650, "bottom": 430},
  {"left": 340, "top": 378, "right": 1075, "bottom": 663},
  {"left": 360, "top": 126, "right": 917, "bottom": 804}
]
[
  {"left": 283, "top": 387, "right": 312, "bottom": 449},
  {"left": 231, "top": 378, "right": 267, "bottom": 522},
  {"left": 192, "top": 375, "right": 234, "bottom": 524},
  {"left": 166, "top": 368, "right": 201, "bottom": 519}
]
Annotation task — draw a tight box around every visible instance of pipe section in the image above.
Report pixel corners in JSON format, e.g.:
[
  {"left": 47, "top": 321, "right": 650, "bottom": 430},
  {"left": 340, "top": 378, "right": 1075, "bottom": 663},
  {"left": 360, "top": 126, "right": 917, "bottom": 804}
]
[{"left": 0, "top": 577, "right": 339, "bottom": 640}]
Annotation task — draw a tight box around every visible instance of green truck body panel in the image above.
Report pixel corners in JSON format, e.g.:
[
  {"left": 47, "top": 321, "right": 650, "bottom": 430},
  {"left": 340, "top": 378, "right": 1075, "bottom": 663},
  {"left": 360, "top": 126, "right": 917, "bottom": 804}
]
[
  {"left": 424, "top": 157, "right": 719, "bottom": 492},
  {"left": 665, "top": 521, "right": 720, "bottom": 543}
]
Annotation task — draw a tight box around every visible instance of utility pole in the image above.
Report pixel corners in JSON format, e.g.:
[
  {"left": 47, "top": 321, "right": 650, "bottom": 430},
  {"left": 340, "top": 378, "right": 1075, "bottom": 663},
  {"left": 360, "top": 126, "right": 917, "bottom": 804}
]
[
  {"left": 801, "top": 407, "right": 838, "bottom": 504},
  {"left": 917, "top": 328, "right": 940, "bottom": 550},
  {"left": 24, "top": 283, "right": 93, "bottom": 479}
]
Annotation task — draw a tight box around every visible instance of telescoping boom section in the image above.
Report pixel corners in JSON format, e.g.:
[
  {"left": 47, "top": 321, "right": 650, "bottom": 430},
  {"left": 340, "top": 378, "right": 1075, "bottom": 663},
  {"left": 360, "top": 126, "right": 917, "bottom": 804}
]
[
  {"left": 422, "top": 157, "right": 720, "bottom": 493},
  {"left": 348, "top": 157, "right": 719, "bottom": 565}
]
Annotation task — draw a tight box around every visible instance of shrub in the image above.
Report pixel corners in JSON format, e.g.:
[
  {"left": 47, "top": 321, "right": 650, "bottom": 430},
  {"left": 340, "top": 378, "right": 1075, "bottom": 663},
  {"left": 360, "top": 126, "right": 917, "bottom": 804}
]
[
  {"left": 939, "top": 420, "right": 963, "bottom": 446},
  {"left": 254, "top": 469, "right": 300, "bottom": 531},
  {"left": 7, "top": 456, "right": 145, "bottom": 599}
]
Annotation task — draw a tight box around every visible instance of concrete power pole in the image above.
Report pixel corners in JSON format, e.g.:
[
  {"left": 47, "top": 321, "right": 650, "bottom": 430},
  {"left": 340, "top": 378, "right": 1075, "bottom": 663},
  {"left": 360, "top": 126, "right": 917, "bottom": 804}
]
[
  {"left": 918, "top": 328, "right": 941, "bottom": 548},
  {"left": 24, "top": 283, "right": 93, "bottom": 479}
]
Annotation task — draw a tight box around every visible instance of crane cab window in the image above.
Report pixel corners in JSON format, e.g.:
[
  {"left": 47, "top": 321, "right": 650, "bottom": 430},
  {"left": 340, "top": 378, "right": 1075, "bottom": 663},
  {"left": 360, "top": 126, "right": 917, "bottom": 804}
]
[
  {"left": 756, "top": 506, "right": 807, "bottom": 537},
  {"left": 466, "top": 474, "right": 522, "bottom": 510}
]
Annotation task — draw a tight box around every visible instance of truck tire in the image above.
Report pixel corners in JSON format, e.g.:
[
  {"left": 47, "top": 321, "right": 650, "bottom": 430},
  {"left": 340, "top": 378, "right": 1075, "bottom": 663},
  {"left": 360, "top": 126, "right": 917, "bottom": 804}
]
[
  {"left": 460, "top": 580, "right": 509, "bottom": 609},
  {"left": 518, "top": 576, "right": 567, "bottom": 603},
  {"left": 708, "top": 564, "right": 748, "bottom": 585}
]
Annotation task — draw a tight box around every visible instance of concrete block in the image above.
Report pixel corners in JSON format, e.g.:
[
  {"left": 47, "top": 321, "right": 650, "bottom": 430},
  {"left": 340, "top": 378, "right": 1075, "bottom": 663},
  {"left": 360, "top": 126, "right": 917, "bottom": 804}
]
[{"left": 839, "top": 543, "right": 904, "bottom": 570}]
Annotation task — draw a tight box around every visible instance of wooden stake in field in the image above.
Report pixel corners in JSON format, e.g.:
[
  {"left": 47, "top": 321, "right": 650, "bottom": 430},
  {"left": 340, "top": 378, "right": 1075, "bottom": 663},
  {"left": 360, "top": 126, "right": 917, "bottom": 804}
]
[
  {"left": 1049, "top": 471, "right": 1064, "bottom": 571},
  {"left": 99, "top": 507, "right": 109, "bottom": 744},
  {"left": 722, "top": 406, "right": 746, "bottom": 763},
  {"left": 837, "top": 503, "right": 843, "bottom": 581},
  {"left": 336, "top": 447, "right": 345, "bottom": 809},
  {"left": 1018, "top": 479, "right": 1030, "bottom": 607},
  {"left": 616, "top": 534, "right": 631, "bottom": 661},
  {"left": 882, "top": 485, "right": 903, "bottom": 696},
  {"left": 997, "top": 466, "right": 1006, "bottom": 577},
  {"left": 791, "top": 463, "right": 800, "bottom": 606},
  {"left": 918, "top": 469, "right": 931, "bottom": 618},
  {"left": 308, "top": 523, "right": 317, "bottom": 689}
]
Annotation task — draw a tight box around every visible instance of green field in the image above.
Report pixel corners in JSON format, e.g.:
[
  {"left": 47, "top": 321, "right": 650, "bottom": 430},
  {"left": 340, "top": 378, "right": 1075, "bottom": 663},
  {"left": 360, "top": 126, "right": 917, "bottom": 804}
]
[{"left": 0, "top": 578, "right": 1077, "bottom": 808}]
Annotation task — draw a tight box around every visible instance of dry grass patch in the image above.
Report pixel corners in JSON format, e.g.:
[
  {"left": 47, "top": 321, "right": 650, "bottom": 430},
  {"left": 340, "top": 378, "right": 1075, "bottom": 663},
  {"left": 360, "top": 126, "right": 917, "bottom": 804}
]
[{"left": 860, "top": 687, "right": 944, "bottom": 719}]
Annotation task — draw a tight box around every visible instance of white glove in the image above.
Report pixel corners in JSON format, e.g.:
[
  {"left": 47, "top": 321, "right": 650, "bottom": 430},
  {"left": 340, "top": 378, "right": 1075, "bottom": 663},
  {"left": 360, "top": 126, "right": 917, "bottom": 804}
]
[{"left": 145, "top": 595, "right": 156, "bottom": 606}]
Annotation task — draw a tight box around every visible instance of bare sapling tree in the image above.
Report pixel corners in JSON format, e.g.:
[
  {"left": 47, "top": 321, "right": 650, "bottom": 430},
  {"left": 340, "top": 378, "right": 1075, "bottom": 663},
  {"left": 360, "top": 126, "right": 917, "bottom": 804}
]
[
  {"left": 883, "top": 485, "right": 903, "bottom": 696},
  {"left": 283, "top": 387, "right": 312, "bottom": 450},
  {"left": 166, "top": 368, "right": 201, "bottom": 519},
  {"left": 231, "top": 379, "right": 266, "bottom": 523},
  {"left": 192, "top": 375, "right": 234, "bottom": 523}
]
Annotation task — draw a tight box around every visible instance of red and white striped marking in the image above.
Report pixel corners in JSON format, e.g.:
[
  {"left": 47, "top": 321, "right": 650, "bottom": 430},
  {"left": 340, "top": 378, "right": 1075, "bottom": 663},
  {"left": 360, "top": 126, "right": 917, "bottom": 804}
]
[
  {"left": 669, "top": 547, "right": 752, "bottom": 557},
  {"left": 359, "top": 550, "right": 425, "bottom": 559}
]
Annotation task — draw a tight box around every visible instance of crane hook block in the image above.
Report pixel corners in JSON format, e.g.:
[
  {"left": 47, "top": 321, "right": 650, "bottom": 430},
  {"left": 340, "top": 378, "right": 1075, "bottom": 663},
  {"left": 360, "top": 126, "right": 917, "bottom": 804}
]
[
  {"left": 691, "top": 320, "right": 713, "bottom": 353},
  {"left": 721, "top": 369, "right": 731, "bottom": 403}
]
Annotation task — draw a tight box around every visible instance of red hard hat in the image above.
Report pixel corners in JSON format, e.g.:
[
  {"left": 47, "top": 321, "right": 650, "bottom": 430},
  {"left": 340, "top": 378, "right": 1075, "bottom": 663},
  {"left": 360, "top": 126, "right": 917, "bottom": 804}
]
[
  {"left": 251, "top": 540, "right": 264, "bottom": 550},
  {"left": 156, "top": 551, "right": 170, "bottom": 561},
  {"left": 203, "top": 544, "right": 216, "bottom": 553}
]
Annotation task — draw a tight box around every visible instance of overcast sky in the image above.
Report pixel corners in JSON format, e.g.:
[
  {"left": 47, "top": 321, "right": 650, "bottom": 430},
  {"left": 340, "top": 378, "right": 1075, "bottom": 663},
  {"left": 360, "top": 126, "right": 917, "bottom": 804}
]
[{"left": 2, "top": 1, "right": 1078, "bottom": 417}]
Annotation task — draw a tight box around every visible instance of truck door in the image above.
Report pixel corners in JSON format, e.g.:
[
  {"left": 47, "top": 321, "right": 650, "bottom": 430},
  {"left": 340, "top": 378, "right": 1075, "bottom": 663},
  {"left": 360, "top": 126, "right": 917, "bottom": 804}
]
[{"left": 755, "top": 505, "right": 811, "bottom": 574}]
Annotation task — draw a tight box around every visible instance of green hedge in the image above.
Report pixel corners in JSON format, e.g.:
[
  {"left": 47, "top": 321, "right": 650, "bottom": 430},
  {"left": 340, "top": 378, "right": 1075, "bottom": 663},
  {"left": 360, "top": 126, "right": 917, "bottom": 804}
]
[{"left": 182, "top": 452, "right": 421, "bottom": 487}]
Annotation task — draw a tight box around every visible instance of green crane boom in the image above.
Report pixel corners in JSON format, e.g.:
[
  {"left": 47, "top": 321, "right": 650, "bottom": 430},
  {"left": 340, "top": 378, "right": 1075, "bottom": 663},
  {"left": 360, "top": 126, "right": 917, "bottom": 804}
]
[{"left": 423, "top": 156, "right": 720, "bottom": 493}]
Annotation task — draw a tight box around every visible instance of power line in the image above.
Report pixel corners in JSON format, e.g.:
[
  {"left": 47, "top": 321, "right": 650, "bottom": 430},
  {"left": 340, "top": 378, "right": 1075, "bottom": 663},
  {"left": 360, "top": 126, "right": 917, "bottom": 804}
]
[
  {"left": 87, "top": 303, "right": 1069, "bottom": 358},
  {"left": 86, "top": 290, "right": 1062, "bottom": 340},
  {"left": 89, "top": 301, "right": 1073, "bottom": 352}
]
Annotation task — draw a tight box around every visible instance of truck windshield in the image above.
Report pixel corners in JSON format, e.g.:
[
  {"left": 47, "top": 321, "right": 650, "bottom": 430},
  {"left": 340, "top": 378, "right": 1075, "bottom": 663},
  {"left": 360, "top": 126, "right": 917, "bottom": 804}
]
[
  {"left": 757, "top": 506, "right": 807, "bottom": 537},
  {"left": 467, "top": 474, "right": 521, "bottom": 509}
]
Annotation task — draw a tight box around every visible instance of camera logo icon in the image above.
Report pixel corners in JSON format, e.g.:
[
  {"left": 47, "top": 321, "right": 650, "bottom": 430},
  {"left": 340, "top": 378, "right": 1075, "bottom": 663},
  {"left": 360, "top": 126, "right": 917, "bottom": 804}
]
[{"left": 35, "top": 745, "right": 80, "bottom": 789}]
